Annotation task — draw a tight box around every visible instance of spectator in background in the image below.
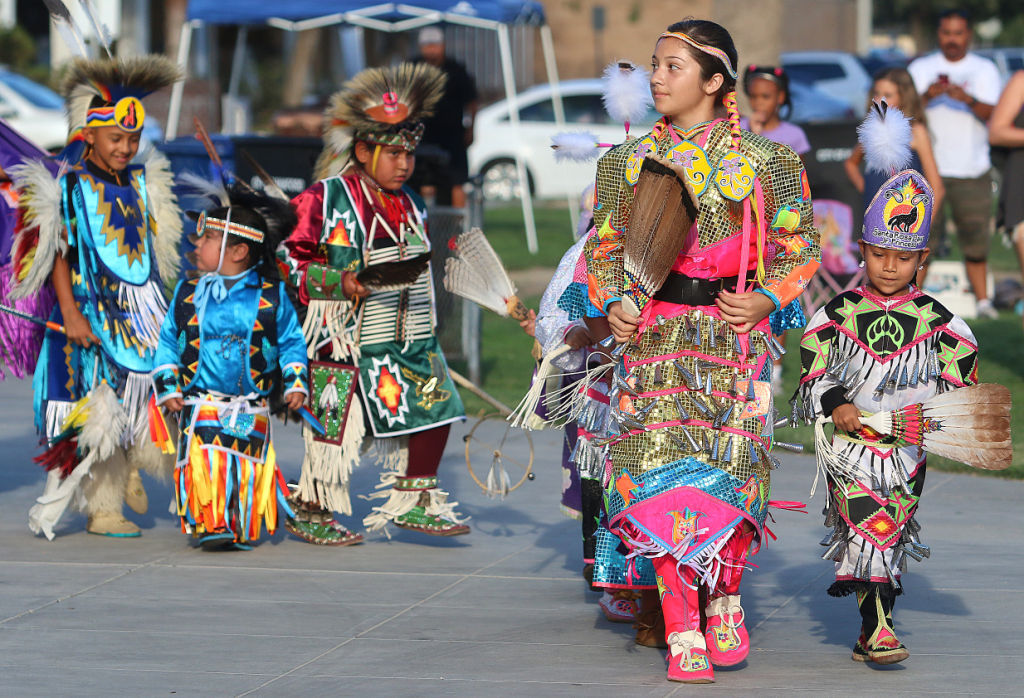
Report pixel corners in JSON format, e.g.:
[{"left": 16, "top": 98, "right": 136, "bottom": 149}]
[
  {"left": 908, "top": 8, "right": 1001, "bottom": 318},
  {"left": 740, "top": 65, "right": 810, "bottom": 158},
  {"left": 413, "top": 26, "right": 478, "bottom": 208},
  {"left": 845, "top": 67, "right": 945, "bottom": 286},
  {"left": 989, "top": 70, "right": 1024, "bottom": 327}
]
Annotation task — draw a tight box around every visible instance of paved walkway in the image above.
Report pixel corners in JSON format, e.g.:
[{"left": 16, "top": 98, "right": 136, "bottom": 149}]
[{"left": 0, "top": 376, "right": 1020, "bottom": 696}]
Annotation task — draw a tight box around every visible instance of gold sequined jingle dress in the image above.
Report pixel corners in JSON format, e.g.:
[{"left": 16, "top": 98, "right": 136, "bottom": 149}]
[{"left": 585, "top": 118, "right": 820, "bottom": 603}]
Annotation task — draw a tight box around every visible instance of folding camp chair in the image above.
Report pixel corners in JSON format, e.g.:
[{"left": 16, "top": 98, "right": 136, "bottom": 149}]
[{"left": 804, "top": 199, "right": 863, "bottom": 314}]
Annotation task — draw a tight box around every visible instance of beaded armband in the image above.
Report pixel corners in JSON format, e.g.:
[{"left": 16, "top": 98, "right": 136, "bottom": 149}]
[
  {"left": 151, "top": 364, "right": 182, "bottom": 404},
  {"left": 282, "top": 362, "right": 309, "bottom": 396}
]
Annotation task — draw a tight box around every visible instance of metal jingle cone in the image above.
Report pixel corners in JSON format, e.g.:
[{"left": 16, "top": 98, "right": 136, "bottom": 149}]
[
  {"left": 703, "top": 372, "right": 714, "bottom": 396},
  {"left": 913, "top": 542, "right": 931, "bottom": 559},
  {"left": 745, "top": 376, "right": 756, "bottom": 402},
  {"left": 897, "top": 365, "right": 909, "bottom": 390},
  {"left": 719, "top": 403, "right": 736, "bottom": 428},
  {"left": 885, "top": 561, "right": 902, "bottom": 591},
  {"left": 702, "top": 430, "right": 712, "bottom": 453},
  {"left": 652, "top": 364, "right": 665, "bottom": 386},
  {"left": 733, "top": 331, "right": 743, "bottom": 357},
  {"left": 722, "top": 435, "right": 734, "bottom": 463},
  {"left": 747, "top": 440, "right": 760, "bottom": 465},
  {"left": 842, "top": 366, "right": 861, "bottom": 390},
  {"left": 853, "top": 544, "right": 867, "bottom": 578},
  {"left": 874, "top": 366, "right": 892, "bottom": 395},
  {"left": 693, "top": 359, "right": 704, "bottom": 388},
  {"left": 619, "top": 413, "right": 647, "bottom": 432},
  {"left": 763, "top": 337, "right": 781, "bottom": 361},
  {"left": 897, "top": 548, "right": 908, "bottom": 572},
  {"left": 910, "top": 358, "right": 920, "bottom": 388},
  {"left": 692, "top": 396, "right": 715, "bottom": 419},
  {"left": 680, "top": 425, "right": 701, "bottom": 452},
  {"left": 820, "top": 530, "right": 838, "bottom": 546},
  {"left": 598, "top": 335, "right": 617, "bottom": 350},
  {"left": 774, "top": 441, "right": 805, "bottom": 453},
  {"left": 707, "top": 319, "right": 718, "bottom": 349},
  {"left": 930, "top": 351, "right": 940, "bottom": 380},
  {"left": 771, "top": 455, "right": 782, "bottom": 471},
  {"left": 665, "top": 429, "right": 688, "bottom": 452},
  {"left": 907, "top": 517, "right": 921, "bottom": 534},
  {"left": 672, "top": 360, "right": 696, "bottom": 390},
  {"left": 635, "top": 399, "right": 658, "bottom": 419},
  {"left": 821, "top": 539, "right": 844, "bottom": 561},
  {"left": 879, "top": 472, "right": 890, "bottom": 499},
  {"left": 789, "top": 398, "right": 799, "bottom": 428},
  {"left": 710, "top": 431, "right": 721, "bottom": 460},
  {"left": 844, "top": 374, "right": 868, "bottom": 401},
  {"left": 904, "top": 546, "right": 924, "bottom": 562},
  {"left": 614, "top": 371, "right": 640, "bottom": 397},
  {"left": 672, "top": 392, "right": 691, "bottom": 422},
  {"left": 770, "top": 333, "right": 787, "bottom": 356},
  {"left": 774, "top": 416, "right": 790, "bottom": 429}
]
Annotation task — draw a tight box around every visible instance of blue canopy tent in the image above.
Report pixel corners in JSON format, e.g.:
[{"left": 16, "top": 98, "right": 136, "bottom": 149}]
[{"left": 167, "top": 0, "right": 567, "bottom": 252}]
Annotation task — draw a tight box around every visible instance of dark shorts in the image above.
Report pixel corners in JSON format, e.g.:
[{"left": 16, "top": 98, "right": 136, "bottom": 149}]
[{"left": 930, "top": 172, "right": 994, "bottom": 262}]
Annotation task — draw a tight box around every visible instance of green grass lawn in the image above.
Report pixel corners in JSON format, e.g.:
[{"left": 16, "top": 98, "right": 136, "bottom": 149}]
[{"left": 454, "top": 202, "right": 1024, "bottom": 478}]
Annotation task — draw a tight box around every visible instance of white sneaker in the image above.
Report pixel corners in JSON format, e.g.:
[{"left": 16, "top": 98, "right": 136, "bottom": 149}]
[{"left": 977, "top": 299, "right": 998, "bottom": 320}]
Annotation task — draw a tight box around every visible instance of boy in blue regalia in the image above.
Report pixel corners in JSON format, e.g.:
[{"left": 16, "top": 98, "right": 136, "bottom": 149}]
[
  {"left": 151, "top": 187, "right": 309, "bottom": 550},
  {"left": 8, "top": 56, "right": 183, "bottom": 539}
]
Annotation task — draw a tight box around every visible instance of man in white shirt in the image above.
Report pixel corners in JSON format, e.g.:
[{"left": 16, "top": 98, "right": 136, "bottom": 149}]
[{"left": 909, "top": 9, "right": 1001, "bottom": 318}]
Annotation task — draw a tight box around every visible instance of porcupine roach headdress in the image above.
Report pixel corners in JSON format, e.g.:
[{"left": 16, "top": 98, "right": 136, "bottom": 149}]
[
  {"left": 314, "top": 62, "right": 446, "bottom": 180},
  {"left": 60, "top": 55, "right": 182, "bottom": 162}
]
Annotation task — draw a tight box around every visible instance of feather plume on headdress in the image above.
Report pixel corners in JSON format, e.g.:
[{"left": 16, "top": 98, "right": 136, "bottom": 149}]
[
  {"left": 316, "top": 62, "right": 446, "bottom": 179},
  {"left": 550, "top": 131, "right": 609, "bottom": 163},
  {"left": 601, "top": 60, "right": 653, "bottom": 134},
  {"left": 857, "top": 100, "right": 913, "bottom": 176},
  {"left": 61, "top": 55, "right": 182, "bottom": 139}
]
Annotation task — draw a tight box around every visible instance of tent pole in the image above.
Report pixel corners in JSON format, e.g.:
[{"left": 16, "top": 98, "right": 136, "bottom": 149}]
[
  {"left": 540, "top": 24, "right": 578, "bottom": 236},
  {"left": 496, "top": 23, "right": 537, "bottom": 254},
  {"left": 166, "top": 19, "right": 196, "bottom": 140}
]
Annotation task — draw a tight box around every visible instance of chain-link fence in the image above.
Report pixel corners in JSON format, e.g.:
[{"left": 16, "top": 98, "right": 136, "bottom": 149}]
[{"left": 426, "top": 179, "right": 483, "bottom": 384}]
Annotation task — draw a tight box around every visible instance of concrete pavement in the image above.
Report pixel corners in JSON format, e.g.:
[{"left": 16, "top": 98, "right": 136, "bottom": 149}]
[{"left": 0, "top": 375, "right": 1020, "bottom": 696}]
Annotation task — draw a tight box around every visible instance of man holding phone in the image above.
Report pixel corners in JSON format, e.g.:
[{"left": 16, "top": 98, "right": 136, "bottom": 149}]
[{"left": 908, "top": 8, "right": 1002, "bottom": 318}]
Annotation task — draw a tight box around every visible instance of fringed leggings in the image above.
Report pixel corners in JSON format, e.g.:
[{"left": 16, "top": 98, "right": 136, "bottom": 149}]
[{"left": 652, "top": 524, "right": 755, "bottom": 635}]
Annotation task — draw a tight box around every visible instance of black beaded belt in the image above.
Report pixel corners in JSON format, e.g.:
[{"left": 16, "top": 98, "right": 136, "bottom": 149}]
[{"left": 652, "top": 272, "right": 739, "bottom": 306}]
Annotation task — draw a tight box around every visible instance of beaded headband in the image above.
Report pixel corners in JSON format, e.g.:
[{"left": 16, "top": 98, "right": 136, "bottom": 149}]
[
  {"left": 85, "top": 96, "right": 146, "bottom": 133},
  {"left": 660, "top": 31, "right": 738, "bottom": 80},
  {"left": 196, "top": 211, "right": 265, "bottom": 243}
]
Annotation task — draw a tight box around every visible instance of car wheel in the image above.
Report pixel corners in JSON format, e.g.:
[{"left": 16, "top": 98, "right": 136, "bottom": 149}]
[{"left": 480, "top": 158, "right": 534, "bottom": 202}]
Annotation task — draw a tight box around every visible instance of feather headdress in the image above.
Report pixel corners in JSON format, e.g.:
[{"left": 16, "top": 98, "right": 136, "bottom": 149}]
[
  {"left": 60, "top": 55, "right": 182, "bottom": 156},
  {"left": 601, "top": 60, "right": 653, "bottom": 134},
  {"left": 316, "top": 62, "right": 446, "bottom": 179},
  {"left": 858, "top": 100, "right": 912, "bottom": 176}
]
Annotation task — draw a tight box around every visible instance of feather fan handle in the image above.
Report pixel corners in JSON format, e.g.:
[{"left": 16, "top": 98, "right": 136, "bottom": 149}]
[
  {"left": 831, "top": 384, "right": 1012, "bottom": 471},
  {"left": 601, "top": 60, "right": 654, "bottom": 132},
  {"left": 858, "top": 100, "right": 913, "bottom": 175}
]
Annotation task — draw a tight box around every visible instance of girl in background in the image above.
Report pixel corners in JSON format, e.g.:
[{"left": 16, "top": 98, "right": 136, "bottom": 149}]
[
  {"left": 741, "top": 65, "right": 811, "bottom": 158},
  {"left": 845, "top": 68, "right": 945, "bottom": 285}
]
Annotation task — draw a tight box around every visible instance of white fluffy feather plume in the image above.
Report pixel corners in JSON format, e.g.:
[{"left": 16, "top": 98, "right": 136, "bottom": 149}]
[
  {"left": 858, "top": 100, "right": 913, "bottom": 175},
  {"left": 551, "top": 131, "right": 602, "bottom": 162},
  {"left": 144, "top": 153, "right": 184, "bottom": 286},
  {"left": 601, "top": 60, "right": 653, "bottom": 128},
  {"left": 7, "top": 159, "right": 68, "bottom": 299}
]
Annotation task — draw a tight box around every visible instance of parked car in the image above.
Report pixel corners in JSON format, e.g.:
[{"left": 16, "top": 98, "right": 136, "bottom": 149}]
[
  {"left": 975, "top": 47, "right": 1024, "bottom": 85},
  {"left": 781, "top": 51, "right": 872, "bottom": 115},
  {"left": 469, "top": 78, "right": 852, "bottom": 201},
  {"left": 468, "top": 79, "right": 658, "bottom": 201},
  {"left": 0, "top": 69, "right": 67, "bottom": 151},
  {"left": 788, "top": 81, "right": 855, "bottom": 122}
]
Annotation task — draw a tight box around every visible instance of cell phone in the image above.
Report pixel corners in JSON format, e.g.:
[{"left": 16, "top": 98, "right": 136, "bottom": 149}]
[{"left": 938, "top": 73, "right": 950, "bottom": 85}]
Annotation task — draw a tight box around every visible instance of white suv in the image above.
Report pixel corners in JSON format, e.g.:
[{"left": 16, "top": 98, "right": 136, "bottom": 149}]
[{"left": 781, "top": 51, "right": 872, "bottom": 115}]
